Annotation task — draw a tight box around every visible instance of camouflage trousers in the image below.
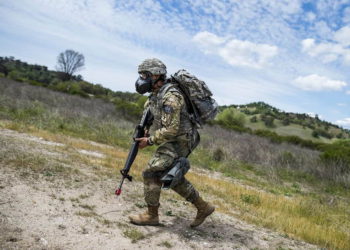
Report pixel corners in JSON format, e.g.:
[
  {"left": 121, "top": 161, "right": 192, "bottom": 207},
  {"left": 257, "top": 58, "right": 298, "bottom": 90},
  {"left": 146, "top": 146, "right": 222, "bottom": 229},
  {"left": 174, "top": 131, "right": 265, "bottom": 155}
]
[{"left": 143, "top": 133, "right": 200, "bottom": 206}]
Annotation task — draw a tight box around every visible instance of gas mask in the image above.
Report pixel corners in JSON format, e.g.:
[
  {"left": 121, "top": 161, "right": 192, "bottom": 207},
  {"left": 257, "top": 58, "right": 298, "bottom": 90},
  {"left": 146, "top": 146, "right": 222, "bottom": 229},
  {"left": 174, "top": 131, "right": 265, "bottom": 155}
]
[
  {"left": 135, "top": 73, "right": 153, "bottom": 94},
  {"left": 135, "top": 72, "right": 163, "bottom": 94}
]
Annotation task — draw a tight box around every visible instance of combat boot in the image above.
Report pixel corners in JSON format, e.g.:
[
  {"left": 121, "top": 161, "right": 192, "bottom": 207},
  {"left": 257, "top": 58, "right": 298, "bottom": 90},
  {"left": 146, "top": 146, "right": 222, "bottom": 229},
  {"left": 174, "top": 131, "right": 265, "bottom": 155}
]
[
  {"left": 190, "top": 196, "right": 215, "bottom": 228},
  {"left": 129, "top": 205, "right": 160, "bottom": 226}
]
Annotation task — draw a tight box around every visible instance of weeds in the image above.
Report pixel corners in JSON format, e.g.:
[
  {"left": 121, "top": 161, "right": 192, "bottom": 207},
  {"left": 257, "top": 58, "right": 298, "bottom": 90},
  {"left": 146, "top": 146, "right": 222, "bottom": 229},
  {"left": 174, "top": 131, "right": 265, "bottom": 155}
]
[
  {"left": 79, "top": 204, "right": 96, "bottom": 211},
  {"left": 123, "top": 228, "right": 145, "bottom": 243},
  {"left": 0, "top": 135, "right": 80, "bottom": 180},
  {"left": 240, "top": 194, "right": 261, "bottom": 206},
  {"left": 78, "top": 194, "right": 90, "bottom": 199},
  {"left": 158, "top": 241, "right": 173, "bottom": 248},
  {"left": 75, "top": 211, "right": 97, "bottom": 217},
  {"left": 135, "top": 201, "right": 147, "bottom": 208}
]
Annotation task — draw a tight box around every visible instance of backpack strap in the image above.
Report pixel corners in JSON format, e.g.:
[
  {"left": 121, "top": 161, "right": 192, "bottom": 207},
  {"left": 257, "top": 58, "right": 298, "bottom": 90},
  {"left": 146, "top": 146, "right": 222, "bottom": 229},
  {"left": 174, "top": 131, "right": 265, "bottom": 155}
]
[
  {"left": 170, "top": 77, "right": 202, "bottom": 128},
  {"left": 157, "top": 82, "right": 177, "bottom": 104}
]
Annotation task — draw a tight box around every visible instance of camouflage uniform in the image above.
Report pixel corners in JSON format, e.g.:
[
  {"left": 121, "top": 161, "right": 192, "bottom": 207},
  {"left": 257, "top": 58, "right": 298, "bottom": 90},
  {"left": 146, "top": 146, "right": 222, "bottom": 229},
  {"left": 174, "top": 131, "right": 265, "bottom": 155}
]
[
  {"left": 143, "top": 82, "right": 200, "bottom": 206},
  {"left": 130, "top": 58, "right": 214, "bottom": 227}
]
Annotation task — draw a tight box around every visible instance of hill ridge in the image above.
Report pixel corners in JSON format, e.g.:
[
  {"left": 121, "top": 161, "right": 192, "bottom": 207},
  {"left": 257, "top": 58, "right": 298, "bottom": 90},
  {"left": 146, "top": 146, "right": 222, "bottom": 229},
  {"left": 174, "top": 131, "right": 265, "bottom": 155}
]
[{"left": 1, "top": 56, "right": 349, "bottom": 142}]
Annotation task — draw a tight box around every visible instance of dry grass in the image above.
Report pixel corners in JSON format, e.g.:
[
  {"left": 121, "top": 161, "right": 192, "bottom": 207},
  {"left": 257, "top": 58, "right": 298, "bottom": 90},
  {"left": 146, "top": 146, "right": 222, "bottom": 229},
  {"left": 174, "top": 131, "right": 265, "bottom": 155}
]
[
  {"left": 186, "top": 172, "right": 350, "bottom": 250},
  {"left": 1, "top": 79, "right": 350, "bottom": 249},
  {"left": 2, "top": 124, "right": 349, "bottom": 249},
  {"left": 18, "top": 128, "right": 348, "bottom": 249},
  {"left": 0, "top": 133, "right": 81, "bottom": 180},
  {"left": 196, "top": 126, "right": 350, "bottom": 187}
]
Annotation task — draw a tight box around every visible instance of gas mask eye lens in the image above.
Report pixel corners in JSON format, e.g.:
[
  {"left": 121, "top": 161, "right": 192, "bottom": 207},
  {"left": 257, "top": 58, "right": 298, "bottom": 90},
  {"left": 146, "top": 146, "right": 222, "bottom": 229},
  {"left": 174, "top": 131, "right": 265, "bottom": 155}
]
[{"left": 139, "top": 72, "right": 151, "bottom": 80}]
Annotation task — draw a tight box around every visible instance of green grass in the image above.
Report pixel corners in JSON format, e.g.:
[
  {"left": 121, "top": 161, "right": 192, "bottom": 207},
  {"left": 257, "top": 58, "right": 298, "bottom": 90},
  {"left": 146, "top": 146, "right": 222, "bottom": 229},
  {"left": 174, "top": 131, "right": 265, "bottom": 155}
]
[
  {"left": 246, "top": 116, "right": 332, "bottom": 144},
  {"left": 0, "top": 102, "right": 131, "bottom": 149},
  {"left": 275, "top": 123, "right": 315, "bottom": 140},
  {"left": 123, "top": 228, "right": 145, "bottom": 243}
]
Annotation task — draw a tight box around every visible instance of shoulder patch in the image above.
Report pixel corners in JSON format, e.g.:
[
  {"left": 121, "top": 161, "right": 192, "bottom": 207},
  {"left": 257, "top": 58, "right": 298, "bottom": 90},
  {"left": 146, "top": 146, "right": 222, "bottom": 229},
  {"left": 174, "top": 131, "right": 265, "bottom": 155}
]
[{"left": 163, "top": 105, "right": 174, "bottom": 114}]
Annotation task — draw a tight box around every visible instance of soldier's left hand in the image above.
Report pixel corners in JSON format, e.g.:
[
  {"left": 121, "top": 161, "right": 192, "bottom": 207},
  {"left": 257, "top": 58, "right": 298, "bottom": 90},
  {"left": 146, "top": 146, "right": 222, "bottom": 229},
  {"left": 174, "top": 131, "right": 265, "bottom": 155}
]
[
  {"left": 144, "top": 129, "right": 150, "bottom": 137},
  {"left": 135, "top": 137, "right": 148, "bottom": 149}
]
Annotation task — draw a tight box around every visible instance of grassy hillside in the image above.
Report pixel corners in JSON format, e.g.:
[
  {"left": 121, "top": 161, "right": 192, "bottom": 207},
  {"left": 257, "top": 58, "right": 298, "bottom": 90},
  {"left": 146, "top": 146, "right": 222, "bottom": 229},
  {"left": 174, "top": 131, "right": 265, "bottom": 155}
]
[
  {"left": 0, "top": 56, "right": 147, "bottom": 121},
  {"left": 1, "top": 77, "right": 350, "bottom": 249},
  {"left": 2, "top": 56, "right": 349, "bottom": 143},
  {"left": 218, "top": 102, "right": 350, "bottom": 143}
]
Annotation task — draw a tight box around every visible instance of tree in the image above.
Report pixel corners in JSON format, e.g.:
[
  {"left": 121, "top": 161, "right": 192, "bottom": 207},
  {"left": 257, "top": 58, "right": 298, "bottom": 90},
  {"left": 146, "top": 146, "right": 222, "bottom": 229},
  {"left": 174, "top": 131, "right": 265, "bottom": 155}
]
[
  {"left": 282, "top": 118, "right": 290, "bottom": 126},
  {"left": 56, "top": 49, "right": 84, "bottom": 80}
]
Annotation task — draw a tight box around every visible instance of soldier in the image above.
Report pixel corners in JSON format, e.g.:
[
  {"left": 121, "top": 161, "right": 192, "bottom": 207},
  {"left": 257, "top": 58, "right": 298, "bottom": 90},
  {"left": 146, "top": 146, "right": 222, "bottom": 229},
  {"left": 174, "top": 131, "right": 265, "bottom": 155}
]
[{"left": 129, "top": 58, "right": 215, "bottom": 227}]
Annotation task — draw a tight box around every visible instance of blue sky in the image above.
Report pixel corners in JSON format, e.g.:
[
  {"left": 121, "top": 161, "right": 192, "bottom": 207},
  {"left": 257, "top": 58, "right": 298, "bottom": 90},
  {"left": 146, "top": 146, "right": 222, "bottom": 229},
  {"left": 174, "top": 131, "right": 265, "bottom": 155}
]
[{"left": 1, "top": 0, "right": 350, "bottom": 128}]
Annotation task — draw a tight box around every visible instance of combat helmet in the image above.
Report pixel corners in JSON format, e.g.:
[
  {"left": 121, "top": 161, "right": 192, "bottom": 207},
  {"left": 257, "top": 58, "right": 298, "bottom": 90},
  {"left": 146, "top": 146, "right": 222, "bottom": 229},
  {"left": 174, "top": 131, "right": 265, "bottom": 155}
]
[{"left": 138, "top": 58, "right": 167, "bottom": 75}]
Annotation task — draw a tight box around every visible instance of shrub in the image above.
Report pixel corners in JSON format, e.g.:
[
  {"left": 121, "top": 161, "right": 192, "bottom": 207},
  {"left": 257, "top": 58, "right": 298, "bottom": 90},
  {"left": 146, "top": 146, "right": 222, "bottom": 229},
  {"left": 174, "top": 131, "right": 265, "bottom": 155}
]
[
  {"left": 261, "top": 115, "right": 275, "bottom": 128},
  {"left": 320, "top": 140, "right": 350, "bottom": 173},
  {"left": 314, "top": 128, "right": 333, "bottom": 139},
  {"left": 282, "top": 118, "right": 290, "bottom": 126},
  {"left": 216, "top": 108, "right": 246, "bottom": 128},
  {"left": 336, "top": 133, "right": 343, "bottom": 139},
  {"left": 113, "top": 98, "right": 143, "bottom": 120},
  {"left": 212, "top": 147, "right": 225, "bottom": 162},
  {"left": 254, "top": 129, "right": 282, "bottom": 143},
  {"left": 240, "top": 194, "right": 261, "bottom": 206},
  {"left": 250, "top": 116, "right": 257, "bottom": 123},
  {"left": 8, "top": 70, "right": 24, "bottom": 82},
  {"left": 277, "top": 151, "right": 297, "bottom": 168}
]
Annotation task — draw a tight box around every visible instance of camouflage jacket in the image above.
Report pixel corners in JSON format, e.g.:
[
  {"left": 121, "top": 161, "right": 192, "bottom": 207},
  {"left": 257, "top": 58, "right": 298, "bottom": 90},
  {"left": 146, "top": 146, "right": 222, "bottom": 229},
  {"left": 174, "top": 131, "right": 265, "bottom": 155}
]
[{"left": 146, "top": 82, "right": 194, "bottom": 145}]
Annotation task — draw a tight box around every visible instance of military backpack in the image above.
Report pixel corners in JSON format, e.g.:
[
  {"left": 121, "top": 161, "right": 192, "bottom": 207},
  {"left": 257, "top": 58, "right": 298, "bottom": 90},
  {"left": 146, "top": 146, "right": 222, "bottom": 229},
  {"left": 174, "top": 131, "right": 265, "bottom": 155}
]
[{"left": 170, "top": 69, "right": 218, "bottom": 127}]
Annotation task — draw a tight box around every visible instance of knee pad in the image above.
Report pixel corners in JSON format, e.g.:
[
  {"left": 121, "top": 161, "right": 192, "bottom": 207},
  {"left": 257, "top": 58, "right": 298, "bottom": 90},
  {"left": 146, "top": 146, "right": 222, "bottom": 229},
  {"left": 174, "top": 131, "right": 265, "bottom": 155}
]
[
  {"left": 142, "top": 170, "right": 163, "bottom": 179},
  {"left": 160, "top": 157, "right": 190, "bottom": 189}
]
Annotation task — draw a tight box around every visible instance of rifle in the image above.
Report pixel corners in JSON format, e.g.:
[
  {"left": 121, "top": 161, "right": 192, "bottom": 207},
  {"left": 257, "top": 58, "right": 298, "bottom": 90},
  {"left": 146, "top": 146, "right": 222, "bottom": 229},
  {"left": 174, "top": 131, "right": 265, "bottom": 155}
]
[{"left": 115, "top": 107, "right": 152, "bottom": 196}]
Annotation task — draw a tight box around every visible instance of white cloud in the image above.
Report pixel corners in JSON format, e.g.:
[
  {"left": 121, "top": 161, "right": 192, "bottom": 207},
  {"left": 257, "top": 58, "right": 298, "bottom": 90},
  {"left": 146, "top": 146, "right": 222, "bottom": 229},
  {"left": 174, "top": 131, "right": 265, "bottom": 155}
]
[
  {"left": 314, "top": 21, "right": 333, "bottom": 40},
  {"left": 192, "top": 31, "right": 227, "bottom": 54},
  {"left": 193, "top": 31, "right": 278, "bottom": 68},
  {"left": 301, "top": 38, "right": 315, "bottom": 49},
  {"left": 335, "top": 118, "right": 350, "bottom": 127},
  {"left": 334, "top": 26, "right": 350, "bottom": 46},
  {"left": 302, "top": 25, "right": 350, "bottom": 64},
  {"left": 337, "top": 103, "right": 347, "bottom": 107},
  {"left": 293, "top": 74, "right": 347, "bottom": 91},
  {"left": 301, "top": 38, "right": 350, "bottom": 64},
  {"left": 307, "top": 112, "right": 316, "bottom": 118},
  {"left": 263, "top": 0, "right": 302, "bottom": 16},
  {"left": 306, "top": 12, "right": 316, "bottom": 22},
  {"left": 346, "top": 90, "right": 350, "bottom": 95}
]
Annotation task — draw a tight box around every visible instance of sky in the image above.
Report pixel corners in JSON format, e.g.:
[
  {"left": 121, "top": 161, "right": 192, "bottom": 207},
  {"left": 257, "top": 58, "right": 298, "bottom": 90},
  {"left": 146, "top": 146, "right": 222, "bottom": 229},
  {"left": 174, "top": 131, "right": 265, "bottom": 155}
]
[{"left": 1, "top": 0, "right": 350, "bottom": 128}]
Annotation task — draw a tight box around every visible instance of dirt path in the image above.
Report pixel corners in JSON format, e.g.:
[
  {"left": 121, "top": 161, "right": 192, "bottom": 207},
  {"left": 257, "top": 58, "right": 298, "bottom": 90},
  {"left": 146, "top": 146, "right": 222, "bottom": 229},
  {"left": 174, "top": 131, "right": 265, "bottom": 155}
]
[{"left": 0, "top": 128, "right": 318, "bottom": 250}]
